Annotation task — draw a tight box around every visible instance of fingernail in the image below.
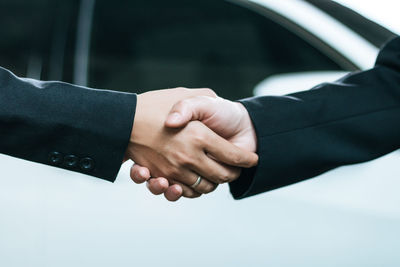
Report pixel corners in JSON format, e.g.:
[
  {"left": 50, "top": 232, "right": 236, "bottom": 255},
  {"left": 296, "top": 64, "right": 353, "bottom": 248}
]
[{"left": 168, "top": 112, "right": 181, "bottom": 123}]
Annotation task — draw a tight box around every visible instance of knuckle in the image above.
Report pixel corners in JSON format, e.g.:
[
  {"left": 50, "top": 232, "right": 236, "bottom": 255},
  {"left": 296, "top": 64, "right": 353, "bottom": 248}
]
[
  {"left": 231, "top": 153, "right": 243, "bottom": 166},
  {"left": 174, "top": 151, "right": 191, "bottom": 166},
  {"left": 216, "top": 171, "right": 233, "bottom": 184},
  {"left": 164, "top": 167, "right": 179, "bottom": 178},
  {"left": 207, "top": 172, "right": 225, "bottom": 184},
  {"left": 201, "top": 88, "right": 217, "bottom": 97},
  {"left": 175, "top": 151, "right": 198, "bottom": 169},
  {"left": 214, "top": 177, "right": 226, "bottom": 184},
  {"left": 192, "top": 132, "right": 206, "bottom": 145},
  {"left": 178, "top": 99, "right": 190, "bottom": 108},
  {"left": 220, "top": 175, "right": 230, "bottom": 183}
]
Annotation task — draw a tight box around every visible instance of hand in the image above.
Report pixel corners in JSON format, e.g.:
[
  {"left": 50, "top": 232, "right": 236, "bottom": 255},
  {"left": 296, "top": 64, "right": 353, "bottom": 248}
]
[
  {"left": 131, "top": 95, "right": 258, "bottom": 201},
  {"left": 125, "top": 89, "right": 258, "bottom": 199}
]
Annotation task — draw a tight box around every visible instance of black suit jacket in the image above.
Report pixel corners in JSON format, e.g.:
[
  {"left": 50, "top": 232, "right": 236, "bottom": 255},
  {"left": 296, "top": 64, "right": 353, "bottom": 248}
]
[
  {"left": 0, "top": 68, "right": 137, "bottom": 181},
  {"left": 230, "top": 36, "right": 400, "bottom": 199}
]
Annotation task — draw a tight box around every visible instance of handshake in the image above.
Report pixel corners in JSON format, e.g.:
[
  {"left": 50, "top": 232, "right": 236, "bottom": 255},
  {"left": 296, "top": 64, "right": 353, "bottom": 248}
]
[
  {"left": 124, "top": 88, "right": 259, "bottom": 201},
  {"left": 1, "top": 36, "right": 397, "bottom": 203}
]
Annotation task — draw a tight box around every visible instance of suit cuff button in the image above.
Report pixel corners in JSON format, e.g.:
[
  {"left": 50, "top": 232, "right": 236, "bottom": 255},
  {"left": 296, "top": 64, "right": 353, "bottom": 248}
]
[
  {"left": 80, "top": 157, "right": 95, "bottom": 171},
  {"left": 64, "top": 155, "right": 79, "bottom": 168},
  {"left": 49, "top": 151, "right": 63, "bottom": 165}
]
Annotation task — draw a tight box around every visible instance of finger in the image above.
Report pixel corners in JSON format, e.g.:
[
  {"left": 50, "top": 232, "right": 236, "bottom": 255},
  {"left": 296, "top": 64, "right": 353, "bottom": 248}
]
[
  {"left": 146, "top": 178, "right": 169, "bottom": 195},
  {"left": 131, "top": 164, "right": 151, "bottom": 182},
  {"left": 164, "top": 184, "right": 183, "bottom": 202},
  {"left": 171, "top": 168, "right": 217, "bottom": 195},
  {"left": 186, "top": 173, "right": 218, "bottom": 194},
  {"left": 130, "top": 164, "right": 151, "bottom": 184},
  {"left": 165, "top": 96, "right": 217, "bottom": 128},
  {"left": 191, "top": 155, "right": 242, "bottom": 184},
  {"left": 171, "top": 180, "right": 202, "bottom": 199},
  {"left": 203, "top": 131, "right": 259, "bottom": 168},
  {"left": 192, "top": 176, "right": 218, "bottom": 194}
]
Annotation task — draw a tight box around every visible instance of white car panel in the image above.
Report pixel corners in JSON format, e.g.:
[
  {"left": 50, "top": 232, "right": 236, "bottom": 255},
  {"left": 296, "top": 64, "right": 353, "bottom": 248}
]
[
  {"left": 254, "top": 71, "right": 349, "bottom": 96},
  {"left": 1, "top": 152, "right": 400, "bottom": 267},
  {"left": 247, "top": 0, "right": 379, "bottom": 69},
  {"left": 334, "top": 0, "right": 400, "bottom": 35}
]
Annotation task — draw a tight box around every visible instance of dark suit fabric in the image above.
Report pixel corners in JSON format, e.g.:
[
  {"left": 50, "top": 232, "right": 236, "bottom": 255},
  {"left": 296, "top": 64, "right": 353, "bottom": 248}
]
[
  {"left": 0, "top": 67, "right": 137, "bottom": 181},
  {"left": 230, "top": 36, "right": 400, "bottom": 199}
]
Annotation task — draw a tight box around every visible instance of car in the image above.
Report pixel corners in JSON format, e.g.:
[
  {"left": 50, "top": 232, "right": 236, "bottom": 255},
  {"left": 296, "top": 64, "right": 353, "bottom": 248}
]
[{"left": 0, "top": 1, "right": 399, "bottom": 266}]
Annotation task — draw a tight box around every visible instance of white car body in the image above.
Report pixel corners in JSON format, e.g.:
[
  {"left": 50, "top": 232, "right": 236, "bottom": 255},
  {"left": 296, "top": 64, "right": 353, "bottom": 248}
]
[{"left": 1, "top": 1, "right": 400, "bottom": 266}]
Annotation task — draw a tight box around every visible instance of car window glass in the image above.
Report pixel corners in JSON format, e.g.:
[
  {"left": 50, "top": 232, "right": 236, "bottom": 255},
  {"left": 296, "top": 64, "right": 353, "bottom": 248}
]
[
  {"left": 0, "top": 0, "right": 79, "bottom": 82},
  {"left": 89, "top": 0, "right": 342, "bottom": 99}
]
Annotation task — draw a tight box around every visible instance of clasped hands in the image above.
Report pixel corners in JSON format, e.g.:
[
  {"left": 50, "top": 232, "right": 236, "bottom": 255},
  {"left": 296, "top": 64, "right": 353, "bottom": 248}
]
[{"left": 124, "top": 88, "right": 258, "bottom": 201}]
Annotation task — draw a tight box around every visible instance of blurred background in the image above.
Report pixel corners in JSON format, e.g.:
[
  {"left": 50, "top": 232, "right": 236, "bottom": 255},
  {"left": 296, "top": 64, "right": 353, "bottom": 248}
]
[{"left": 0, "top": 0, "right": 399, "bottom": 266}]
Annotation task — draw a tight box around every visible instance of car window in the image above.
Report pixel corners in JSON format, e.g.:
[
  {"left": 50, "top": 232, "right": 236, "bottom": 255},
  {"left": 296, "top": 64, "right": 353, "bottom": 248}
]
[
  {"left": 88, "top": 0, "right": 342, "bottom": 100},
  {"left": 0, "top": 0, "right": 79, "bottom": 82}
]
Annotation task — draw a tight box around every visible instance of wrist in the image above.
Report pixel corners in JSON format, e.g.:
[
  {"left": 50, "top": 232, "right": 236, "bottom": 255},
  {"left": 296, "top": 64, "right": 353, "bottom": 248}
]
[
  {"left": 236, "top": 102, "right": 257, "bottom": 153},
  {"left": 130, "top": 93, "right": 158, "bottom": 144},
  {"left": 130, "top": 94, "right": 144, "bottom": 143}
]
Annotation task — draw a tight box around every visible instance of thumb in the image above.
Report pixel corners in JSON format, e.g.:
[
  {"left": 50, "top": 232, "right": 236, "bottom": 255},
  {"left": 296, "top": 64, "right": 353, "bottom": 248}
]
[{"left": 165, "top": 96, "right": 217, "bottom": 128}]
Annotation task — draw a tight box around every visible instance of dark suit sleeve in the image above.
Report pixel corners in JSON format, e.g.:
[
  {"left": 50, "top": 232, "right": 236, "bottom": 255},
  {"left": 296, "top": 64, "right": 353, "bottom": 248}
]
[
  {"left": 229, "top": 36, "right": 400, "bottom": 199},
  {"left": 0, "top": 67, "right": 137, "bottom": 182}
]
